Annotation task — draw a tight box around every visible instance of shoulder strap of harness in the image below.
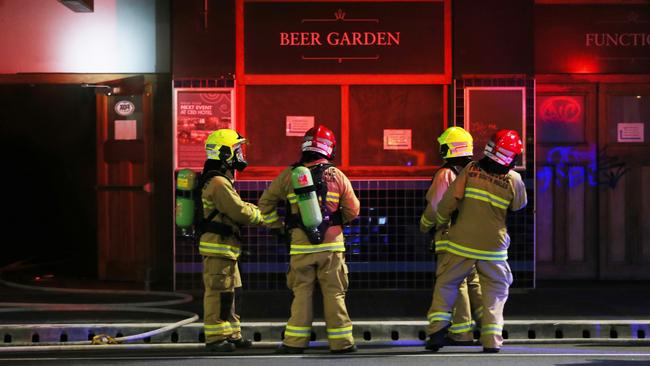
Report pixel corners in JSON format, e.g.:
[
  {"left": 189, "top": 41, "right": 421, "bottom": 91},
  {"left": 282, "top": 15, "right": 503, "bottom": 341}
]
[{"left": 287, "top": 163, "right": 342, "bottom": 244}]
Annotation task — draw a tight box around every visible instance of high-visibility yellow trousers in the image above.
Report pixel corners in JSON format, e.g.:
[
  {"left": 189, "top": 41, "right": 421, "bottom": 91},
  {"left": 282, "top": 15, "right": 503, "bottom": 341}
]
[
  {"left": 203, "top": 256, "right": 243, "bottom": 344},
  {"left": 283, "top": 251, "right": 354, "bottom": 351},
  {"left": 446, "top": 268, "right": 483, "bottom": 342},
  {"left": 426, "top": 252, "right": 512, "bottom": 349}
]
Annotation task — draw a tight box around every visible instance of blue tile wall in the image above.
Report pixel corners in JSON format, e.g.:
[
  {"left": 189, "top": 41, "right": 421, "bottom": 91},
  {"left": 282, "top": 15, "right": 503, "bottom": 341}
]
[{"left": 175, "top": 179, "right": 535, "bottom": 291}]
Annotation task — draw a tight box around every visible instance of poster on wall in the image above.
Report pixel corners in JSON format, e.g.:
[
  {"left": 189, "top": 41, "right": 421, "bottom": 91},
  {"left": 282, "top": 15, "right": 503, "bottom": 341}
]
[
  {"left": 464, "top": 87, "right": 526, "bottom": 170},
  {"left": 617, "top": 123, "right": 644, "bottom": 143},
  {"left": 286, "top": 116, "right": 314, "bottom": 136},
  {"left": 174, "top": 88, "right": 235, "bottom": 170}
]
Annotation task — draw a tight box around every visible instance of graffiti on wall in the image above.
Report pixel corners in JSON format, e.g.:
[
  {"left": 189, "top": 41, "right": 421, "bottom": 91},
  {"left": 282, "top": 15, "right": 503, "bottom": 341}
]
[{"left": 537, "top": 145, "right": 629, "bottom": 192}]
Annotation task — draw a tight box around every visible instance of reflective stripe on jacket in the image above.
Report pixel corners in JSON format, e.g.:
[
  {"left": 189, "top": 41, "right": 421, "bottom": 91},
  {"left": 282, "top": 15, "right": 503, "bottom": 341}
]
[
  {"left": 420, "top": 167, "right": 456, "bottom": 233},
  {"left": 258, "top": 159, "right": 360, "bottom": 255},
  {"left": 434, "top": 161, "right": 527, "bottom": 259},
  {"left": 199, "top": 174, "right": 262, "bottom": 259}
]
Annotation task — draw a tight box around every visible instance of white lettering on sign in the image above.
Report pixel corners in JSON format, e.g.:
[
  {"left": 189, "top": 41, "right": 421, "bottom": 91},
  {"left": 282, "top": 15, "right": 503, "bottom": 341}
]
[
  {"left": 280, "top": 32, "right": 323, "bottom": 46},
  {"left": 279, "top": 31, "right": 400, "bottom": 47},
  {"left": 179, "top": 103, "right": 213, "bottom": 116}
]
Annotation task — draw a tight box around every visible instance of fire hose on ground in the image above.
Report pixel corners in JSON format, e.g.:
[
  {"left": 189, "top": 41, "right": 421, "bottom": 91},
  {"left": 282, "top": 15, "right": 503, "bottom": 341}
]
[{"left": 0, "top": 270, "right": 199, "bottom": 351}]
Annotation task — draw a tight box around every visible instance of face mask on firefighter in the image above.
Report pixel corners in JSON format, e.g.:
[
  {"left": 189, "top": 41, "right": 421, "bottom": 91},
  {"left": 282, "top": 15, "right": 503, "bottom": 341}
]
[{"left": 232, "top": 145, "right": 248, "bottom": 172}]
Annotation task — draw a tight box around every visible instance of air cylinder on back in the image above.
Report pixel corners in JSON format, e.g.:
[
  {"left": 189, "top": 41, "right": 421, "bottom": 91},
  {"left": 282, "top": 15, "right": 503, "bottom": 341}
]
[
  {"left": 291, "top": 166, "right": 323, "bottom": 229},
  {"left": 175, "top": 169, "right": 196, "bottom": 229}
]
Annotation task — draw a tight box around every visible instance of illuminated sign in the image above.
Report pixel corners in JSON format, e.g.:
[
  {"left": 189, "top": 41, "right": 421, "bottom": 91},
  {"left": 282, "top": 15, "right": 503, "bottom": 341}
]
[
  {"left": 245, "top": 2, "right": 446, "bottom": 74},
  {"left": 536, "top": 5, "right": 650, "bottom": 74},
  {"left": 585, "top": 33, "right": 650, "bottom": 47},
  {"left": 538, "top": 96, "right": 583, "bottom": 124},
  {"left": 537, "top": 95, "right": 585, "bottom": 144}
]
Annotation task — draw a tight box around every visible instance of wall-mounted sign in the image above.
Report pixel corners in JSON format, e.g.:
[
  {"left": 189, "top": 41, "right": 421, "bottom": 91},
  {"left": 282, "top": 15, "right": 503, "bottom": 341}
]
[
  {"left": 244, "top": 1, "right": 446, "bottom": 74},
  {"left": 173, "top": 88, "right": 235, "bottom": 170},
  {"left": 114, "top": 120, "right": 137, "bottom": 140},
  {"left": 114, "top": 100, "right": 135, "bottom": 116},
  {"left": 286, "top": 116, "right": 315, "bottom": 136},
  {"left": 537, "top": 95, "right": 585, "bottom": 144},
  {"left": 617, "top": 123, "right": 644, "bottom": 143},
  {"left": 536, "top": 5, "right": 650, "bottom": 74},
  {"left": 108, "top": 95, "right": 142, "bottom": 141},
  {"left": 464, "top": 87, "right": 526, "bottom": 170},
  {"left": 383, "top": 129, "right": 412, "bottom": 150}
]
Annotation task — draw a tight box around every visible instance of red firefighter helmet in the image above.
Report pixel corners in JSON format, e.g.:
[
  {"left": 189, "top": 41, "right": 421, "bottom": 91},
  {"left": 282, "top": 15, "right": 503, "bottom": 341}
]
[
  {"left": 301, "top": 125, "right": 336, "bottom": 159},
  {"left": 484, "top": 129, "right": 523, "bottom": 166}
]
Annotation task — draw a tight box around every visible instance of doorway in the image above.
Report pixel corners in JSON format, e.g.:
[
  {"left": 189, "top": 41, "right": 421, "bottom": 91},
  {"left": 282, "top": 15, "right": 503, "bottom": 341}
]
[
  {"left": 536, "top": 81, "right": 650, "bottom": 280},
  {"left": 0, "top": 84, "right": 97, "bottom": 277},
  {"left": 535, "top": 83, "right": 599, "bottom": 279},
  {"left": 598, "top": 83, "right": 650, "bottom": 279}
]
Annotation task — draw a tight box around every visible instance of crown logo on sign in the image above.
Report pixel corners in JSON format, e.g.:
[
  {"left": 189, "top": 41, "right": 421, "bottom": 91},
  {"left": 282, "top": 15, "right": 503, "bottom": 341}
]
[{"left": 334, "top": 9, "right": 346, "bottom": 20}]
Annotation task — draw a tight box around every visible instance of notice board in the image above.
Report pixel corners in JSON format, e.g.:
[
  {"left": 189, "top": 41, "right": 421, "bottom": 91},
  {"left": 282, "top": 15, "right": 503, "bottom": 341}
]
[
  {"left": 464, "top": 87, "right": 526, "bottom": 170},
  {"left": 173, "top": 88, "right": 235, "bottom": 170}
]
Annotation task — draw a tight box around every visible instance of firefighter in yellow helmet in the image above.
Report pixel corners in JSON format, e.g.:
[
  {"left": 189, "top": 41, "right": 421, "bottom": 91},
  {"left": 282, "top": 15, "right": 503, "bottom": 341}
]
[
  {"left": 258, "top": 125, "right": 360, "bottom": 354},
  {"left": 200, "top": 129, "right": 262, "bottom": 352},
  {"left": 425, "top": 129, "right": 527, "bottom": 353},
  {"left": 420, "top": 126, "right": 483, "bottom": 347}
]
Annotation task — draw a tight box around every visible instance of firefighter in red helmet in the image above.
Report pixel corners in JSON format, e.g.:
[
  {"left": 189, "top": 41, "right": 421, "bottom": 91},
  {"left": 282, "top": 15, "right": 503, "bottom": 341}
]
[
  {"left": 425, "top": 129, "right": 527, "bottom": 353},
  {"left": 258, "top": 125, "right": 360, "bottom": 354}
]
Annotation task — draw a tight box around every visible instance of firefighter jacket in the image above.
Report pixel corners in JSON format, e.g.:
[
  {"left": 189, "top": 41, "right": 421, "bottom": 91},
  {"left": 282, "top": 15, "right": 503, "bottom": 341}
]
[
  {"left": 434, "top": 161, "right": 527, "bottom": 261},
  {"left": 258, "top": 158, "right": 360, "bottom": 255},
  {"left": 420, "top": 167, "right": 457, "bottom": 234},
  {"left": 199, "top": 171, "right": 262, "bottom": 260}
]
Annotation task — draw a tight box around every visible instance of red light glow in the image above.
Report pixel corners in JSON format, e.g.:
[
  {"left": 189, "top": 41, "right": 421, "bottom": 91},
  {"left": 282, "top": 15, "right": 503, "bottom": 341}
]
[
  {"left": 538, "top": 96, "right": 583, "bottom": 124},
  {"left": 565, "top": 55, "right": 600, "bottom": 74}
]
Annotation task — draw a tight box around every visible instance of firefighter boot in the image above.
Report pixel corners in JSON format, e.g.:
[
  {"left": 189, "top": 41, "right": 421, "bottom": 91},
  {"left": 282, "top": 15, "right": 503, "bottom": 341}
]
[
  {"left": 205, "top": 340, "right": 236, "bottom": 352},
  {"left": 331, "top": 345, "right": 357, "bottom": 354},
  {"left": 275, "top": 345, "right": 305, "bottom": 354},
  {"left": 444, "top": 336, "right": 475, "bottom": 346},
  {"left": 425, "top": 325, "right": 450, "bottom": 352},
  {"left": 229, "top": 337, "right": 253, "bottom": 349},
  {"left": 483, "top": 347, "right": 500, "bottom": 353}
]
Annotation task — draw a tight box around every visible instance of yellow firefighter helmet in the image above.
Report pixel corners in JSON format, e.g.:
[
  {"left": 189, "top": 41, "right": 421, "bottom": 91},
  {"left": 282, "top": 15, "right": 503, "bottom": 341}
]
[
  {"left": 437, "top": 126, "right": 473, "bottom": 159},
  {"left": 205, "top": 129, "right": 248, "bottom": 161}
]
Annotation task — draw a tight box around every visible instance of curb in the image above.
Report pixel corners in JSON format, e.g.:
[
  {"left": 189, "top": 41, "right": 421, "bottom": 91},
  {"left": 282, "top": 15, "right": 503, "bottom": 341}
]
[{"left": 1, "top": 320, "right": 648, "bottom": 348}]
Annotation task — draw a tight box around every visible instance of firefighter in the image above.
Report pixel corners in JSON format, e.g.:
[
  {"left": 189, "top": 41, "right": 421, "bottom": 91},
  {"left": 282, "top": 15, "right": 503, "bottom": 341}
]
[
  {"left": 420, "top": 126, "right": 483, "bottom": 346},
  {"left": 425, "top": 129, "right": 527, "bottom": 353},
  {"left": 258, "top": 125, "right": 360, "bottom": 354},
  {"left": 199, "top": 129, "right": 262, "bottom": 352}
]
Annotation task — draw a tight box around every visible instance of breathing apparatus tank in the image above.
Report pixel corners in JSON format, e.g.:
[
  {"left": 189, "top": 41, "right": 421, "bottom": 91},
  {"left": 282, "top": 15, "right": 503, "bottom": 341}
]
[
  {"left": 291, "top": 166, "right": 323, "bottom": 241},
  {"left": 175, "top": 169, "right": 197, "bottom": 234}
]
